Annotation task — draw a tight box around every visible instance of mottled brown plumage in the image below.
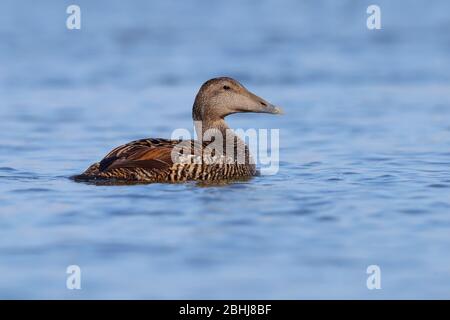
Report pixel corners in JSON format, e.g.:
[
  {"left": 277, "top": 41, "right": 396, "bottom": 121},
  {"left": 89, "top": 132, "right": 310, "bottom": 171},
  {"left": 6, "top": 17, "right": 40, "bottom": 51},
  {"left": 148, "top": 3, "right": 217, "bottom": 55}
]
[{"left": 73, "top": 77, "right": 282, "bottom": 183}]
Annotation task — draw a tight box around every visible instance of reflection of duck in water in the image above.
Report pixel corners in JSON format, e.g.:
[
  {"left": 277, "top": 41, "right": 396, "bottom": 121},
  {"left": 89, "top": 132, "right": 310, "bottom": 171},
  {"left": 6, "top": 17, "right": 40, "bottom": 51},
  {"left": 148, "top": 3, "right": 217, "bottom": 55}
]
[{"left": 73, "top": 77, "right": 282, "bottom": 183}]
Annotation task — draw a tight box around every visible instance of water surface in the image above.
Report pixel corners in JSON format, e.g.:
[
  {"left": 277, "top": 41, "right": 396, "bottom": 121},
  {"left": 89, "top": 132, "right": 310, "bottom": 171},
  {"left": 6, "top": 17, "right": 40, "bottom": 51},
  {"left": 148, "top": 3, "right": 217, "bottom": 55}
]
[{"left": 1, "top": 0, "right": 450, "bottom": 298}]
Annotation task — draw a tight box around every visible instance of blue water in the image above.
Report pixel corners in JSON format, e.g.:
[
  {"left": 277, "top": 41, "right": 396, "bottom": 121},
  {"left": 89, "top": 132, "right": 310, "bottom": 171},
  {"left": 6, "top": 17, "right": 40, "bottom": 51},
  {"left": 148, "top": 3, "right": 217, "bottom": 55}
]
[{"left": 1, "top": 0, "right": 450, "bottom": 298}]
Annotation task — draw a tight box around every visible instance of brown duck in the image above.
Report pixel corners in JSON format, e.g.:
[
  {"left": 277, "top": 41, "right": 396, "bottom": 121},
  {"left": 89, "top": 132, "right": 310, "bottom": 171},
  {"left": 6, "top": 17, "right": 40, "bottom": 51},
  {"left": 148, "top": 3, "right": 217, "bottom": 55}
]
[{"left": 74, "top": 77, "right": 282, "bottom": 183}]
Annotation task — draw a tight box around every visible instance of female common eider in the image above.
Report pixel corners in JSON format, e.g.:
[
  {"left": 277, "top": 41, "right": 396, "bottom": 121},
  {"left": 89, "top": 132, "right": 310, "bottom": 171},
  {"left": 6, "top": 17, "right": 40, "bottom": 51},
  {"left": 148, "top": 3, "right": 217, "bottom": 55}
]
[{"left": 74, "top": 77, "right": 282, "bottom": 183}]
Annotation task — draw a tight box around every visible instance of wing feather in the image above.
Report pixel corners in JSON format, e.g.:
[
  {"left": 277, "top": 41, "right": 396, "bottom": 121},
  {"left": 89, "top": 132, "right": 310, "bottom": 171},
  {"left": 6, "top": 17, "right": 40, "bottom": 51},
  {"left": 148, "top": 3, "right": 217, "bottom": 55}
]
[{"left": 99, "top": 139, "right": 177, "bottom": 172}]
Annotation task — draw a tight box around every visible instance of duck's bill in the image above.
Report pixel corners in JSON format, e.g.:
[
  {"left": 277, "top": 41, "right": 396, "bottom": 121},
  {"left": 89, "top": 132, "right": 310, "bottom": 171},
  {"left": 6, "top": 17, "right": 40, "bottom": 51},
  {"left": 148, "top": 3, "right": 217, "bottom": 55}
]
[
  {"left": 260, "top": 103, "right": 284, "bottom": 115},
  {"left": 240, "top": 90, "right": 284, "bottom": 114},
  {"left": 268, "top": 104, "right": 283, "bottom": 114}
]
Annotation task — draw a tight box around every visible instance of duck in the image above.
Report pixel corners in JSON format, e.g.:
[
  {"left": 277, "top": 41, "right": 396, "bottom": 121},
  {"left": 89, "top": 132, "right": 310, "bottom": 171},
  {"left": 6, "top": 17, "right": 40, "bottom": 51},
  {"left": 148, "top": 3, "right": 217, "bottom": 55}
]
[{"left": 73, "top": 77, "right": 282, "bottom": 183}]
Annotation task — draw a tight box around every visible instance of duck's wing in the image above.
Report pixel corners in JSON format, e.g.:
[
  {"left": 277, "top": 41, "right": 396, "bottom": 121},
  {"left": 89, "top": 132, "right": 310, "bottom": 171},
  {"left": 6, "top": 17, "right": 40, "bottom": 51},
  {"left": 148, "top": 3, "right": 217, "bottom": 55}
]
[{"left": 98, "top": 138, "right": 182, "bottom": 172}]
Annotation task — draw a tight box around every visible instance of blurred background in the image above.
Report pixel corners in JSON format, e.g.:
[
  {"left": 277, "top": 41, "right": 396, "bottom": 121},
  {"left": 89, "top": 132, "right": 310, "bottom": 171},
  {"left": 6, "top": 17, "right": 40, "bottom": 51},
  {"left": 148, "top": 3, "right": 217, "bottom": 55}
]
[{"left": 0, "top": 0, "right": 450, "bottom": 298}]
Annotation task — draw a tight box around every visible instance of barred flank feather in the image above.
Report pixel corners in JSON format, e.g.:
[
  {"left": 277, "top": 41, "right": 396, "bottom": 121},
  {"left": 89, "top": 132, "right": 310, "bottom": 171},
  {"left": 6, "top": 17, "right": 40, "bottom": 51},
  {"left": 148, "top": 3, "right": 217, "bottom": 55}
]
[{"left": 73, "top": 138, "right": 256, "bottom": 183}]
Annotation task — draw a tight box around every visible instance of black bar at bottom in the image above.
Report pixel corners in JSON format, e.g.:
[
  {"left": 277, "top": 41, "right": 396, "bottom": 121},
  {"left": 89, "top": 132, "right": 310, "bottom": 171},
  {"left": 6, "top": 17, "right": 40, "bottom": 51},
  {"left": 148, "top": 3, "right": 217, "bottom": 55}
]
[{"left": 0, "top": 300, "right": 446, "bottom": 317}]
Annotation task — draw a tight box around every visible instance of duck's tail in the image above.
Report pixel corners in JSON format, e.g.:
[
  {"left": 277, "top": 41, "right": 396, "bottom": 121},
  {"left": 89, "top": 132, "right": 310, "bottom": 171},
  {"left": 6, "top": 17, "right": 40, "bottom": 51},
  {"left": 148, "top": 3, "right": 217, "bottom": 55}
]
[{"left": 71, "top": 163, "right": 101, "bottom": 181}]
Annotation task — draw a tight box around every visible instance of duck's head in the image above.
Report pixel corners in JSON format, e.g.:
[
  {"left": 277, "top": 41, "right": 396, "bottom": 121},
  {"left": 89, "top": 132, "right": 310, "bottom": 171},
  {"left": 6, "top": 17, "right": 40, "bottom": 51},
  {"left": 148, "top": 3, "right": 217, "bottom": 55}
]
[{"left": 193, "top": 77, "right": 283, "bottom": 121}]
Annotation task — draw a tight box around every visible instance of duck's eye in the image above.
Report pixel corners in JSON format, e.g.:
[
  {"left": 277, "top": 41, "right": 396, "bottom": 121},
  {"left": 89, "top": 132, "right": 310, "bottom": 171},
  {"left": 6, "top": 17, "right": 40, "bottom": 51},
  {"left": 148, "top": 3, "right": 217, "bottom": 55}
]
[{"left": 223, "top": 85, "right": 231, "bottom": 90}]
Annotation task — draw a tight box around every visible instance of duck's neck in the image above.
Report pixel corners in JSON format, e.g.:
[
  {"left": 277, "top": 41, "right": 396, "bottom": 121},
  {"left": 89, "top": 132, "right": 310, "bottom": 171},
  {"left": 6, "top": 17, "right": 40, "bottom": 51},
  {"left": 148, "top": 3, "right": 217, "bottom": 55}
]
[
  {"left": 194, "top": 118, "right": 250, "bottom": 162},
  {"left": 194, "top": 118, "right": 229, "bottom": 139}
]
